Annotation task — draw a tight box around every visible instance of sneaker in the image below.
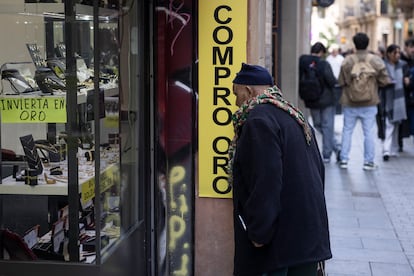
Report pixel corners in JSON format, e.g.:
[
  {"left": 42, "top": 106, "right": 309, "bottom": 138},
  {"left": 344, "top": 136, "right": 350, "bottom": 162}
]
[
  {"left": 323, "top": 157, "right": 330, "bottom": 163},
  {"left": 363, "top": 162, "right": 378, "bottom": 171},
  {"left": 338, "top": 160, "right": 348, "bottom": 169},
  {"left": 383, "top": 155, "right": 389, "bottom": 161}
]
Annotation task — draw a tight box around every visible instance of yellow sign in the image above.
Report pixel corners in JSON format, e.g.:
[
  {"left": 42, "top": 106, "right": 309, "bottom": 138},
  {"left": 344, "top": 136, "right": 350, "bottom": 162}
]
[
  {"left": 0, "top": 96, "right": 66, "bottom": 123},
  {"left": 198, "top": 1, "right": 247, "bottom": 198},
  {"left": 104, "top": 114, "right": 119, "bottom": 128},
  {"left": 80, "top": 164, "right": 119, "bottom": 204},
  {"left": 81, "top": 178, "right": 95, "bottom": 205}
]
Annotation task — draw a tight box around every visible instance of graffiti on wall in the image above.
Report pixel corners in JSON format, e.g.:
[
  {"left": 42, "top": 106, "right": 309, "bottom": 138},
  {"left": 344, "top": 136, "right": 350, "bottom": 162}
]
[
  {"left": 156, "top": 0, "right": 195, "bottom": 275},
  {"left": 168, "top": 164, "right": 190, "bottom": 276}
]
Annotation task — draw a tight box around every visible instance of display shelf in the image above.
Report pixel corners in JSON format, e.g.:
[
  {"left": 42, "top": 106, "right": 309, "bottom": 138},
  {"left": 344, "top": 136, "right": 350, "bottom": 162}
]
[
  {"left": 0, "top": 162, "right": 118, "bottom": 197},
  {"left": 78, "top": 86, "right": 118, "bottom": 104},
  {"left": 23, "top": 3, "right": 119, "bottom": 21},
  {"left": 0, "top": 0, "right": 123, "bottom": 267}
]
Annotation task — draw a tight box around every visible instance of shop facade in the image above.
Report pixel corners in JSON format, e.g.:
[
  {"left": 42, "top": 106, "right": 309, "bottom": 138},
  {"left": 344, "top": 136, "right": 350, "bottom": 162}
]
[
  {"left": 0, "top": 0, "right": 149, "bottom": 275},
  {"left": 0, "top": 0, "right": 310, "bottom": 275}
]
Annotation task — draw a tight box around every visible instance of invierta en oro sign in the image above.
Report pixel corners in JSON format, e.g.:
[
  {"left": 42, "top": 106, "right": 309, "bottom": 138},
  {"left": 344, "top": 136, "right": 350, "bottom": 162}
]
[{"left": 0, "top": 96, "right": 66, "bottom": 123}]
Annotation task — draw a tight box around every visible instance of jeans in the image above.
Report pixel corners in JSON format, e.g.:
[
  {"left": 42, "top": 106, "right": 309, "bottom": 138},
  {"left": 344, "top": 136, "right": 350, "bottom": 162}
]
[
  {"left": 261, "top": 262, "right": 318, "bottom": 276},
  {"left": 310, "top": 105, "right": 338, "bottom": 159},
  {"left": 340, "top": 106, "right": 377, "bottom": 163},
  {"left": 382, "top": 117, "right": 399, "bottom": 156}
]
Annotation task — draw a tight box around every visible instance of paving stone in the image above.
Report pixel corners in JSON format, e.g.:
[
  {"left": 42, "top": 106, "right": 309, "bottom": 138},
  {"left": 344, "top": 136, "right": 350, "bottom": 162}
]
[
  {"left": 329, "top": 215, "right": 359, "bottom": 228},
  {"left": 361, "top": 237, "right": 402, "bottom": 251},
  {"left": 325, "top": 259, "right": 371, "bottom": 275},
  {"left": 330, "top": 236, "right": 363, "bottom": 249},
  {"left": 406, "top": 254, "right": 414, "bottom": 270},
  {"left": 322, "top": 117, "right": 414, "bottom": 275},
  {"left": 331, "top": 247, "right": 408, "bottom": 264},
  {"left": 329, "top": 227, "right": 397, "bottom": 240},
  {"left": 328, "top": 274, "right": 364, "bottom": 276},
  {"left": 399, "top": 239, "right": 414, "bottom": 254},
  {"left": 357, "top": 215, "right": 393, "bottom": 229},
  {"left": 370, "top": 262, "right": 414, "bottom": 276}
]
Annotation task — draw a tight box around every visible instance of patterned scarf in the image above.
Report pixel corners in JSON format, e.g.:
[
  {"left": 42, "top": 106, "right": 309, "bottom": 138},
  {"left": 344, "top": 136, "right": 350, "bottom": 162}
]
[
  {"left": 227, "top": 86, "right": 312, "bottom": 185},
  {"left": 383, "top": 59, "right": 407, "bottom": 123}
]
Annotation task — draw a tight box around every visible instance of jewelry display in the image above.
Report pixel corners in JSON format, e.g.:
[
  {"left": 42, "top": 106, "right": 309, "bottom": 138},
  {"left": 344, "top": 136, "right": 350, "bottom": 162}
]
[
  {"left": 34, "top": 67, "right": 66, "bottom": 93},
  {"left": 0, "top": 2, "right": 124, "bottom": 266},
  {"left": 50, "top": 166, "right": 63, "bottom": 176},
  {"left": 20, "top": 134, "right": 43, "bottom": 175},
  {"left": 35, "top": 140, "right": 60, "bottom": 163},
  {"left": 25, "top": 168, "right": 38, "bottom": 186},
  {"left": 44, "top": 173, "right": 56, "bottom": 184},
  {"left": 26, "top": 43, "right": 46, "bottom": 68},
  {"left": 1, "top": 68, "right": 37, "bottom": 94}
]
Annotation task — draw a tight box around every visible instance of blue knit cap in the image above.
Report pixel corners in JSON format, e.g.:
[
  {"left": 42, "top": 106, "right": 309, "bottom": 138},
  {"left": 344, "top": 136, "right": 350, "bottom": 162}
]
[{"left": 233, "top": 63, "right": 274, "bottom": 85}]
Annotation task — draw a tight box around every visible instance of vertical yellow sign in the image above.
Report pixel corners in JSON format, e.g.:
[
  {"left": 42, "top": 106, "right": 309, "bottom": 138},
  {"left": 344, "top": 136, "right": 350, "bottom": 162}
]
[{"left": 198, "top": 1, "right": 247, "bottom": 198}]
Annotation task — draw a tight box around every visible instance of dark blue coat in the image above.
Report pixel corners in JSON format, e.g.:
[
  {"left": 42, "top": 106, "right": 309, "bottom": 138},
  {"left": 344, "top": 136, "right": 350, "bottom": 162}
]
[{"left": 232, "top": 104, "right": 332, "bottom": 276}]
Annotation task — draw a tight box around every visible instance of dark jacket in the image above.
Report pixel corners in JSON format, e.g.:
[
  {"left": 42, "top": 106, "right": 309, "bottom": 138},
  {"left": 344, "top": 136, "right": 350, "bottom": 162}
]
[
  {"left": 299, "top": 54, "right": 337, "bottom": 108},
  {"left": 232, "top": 104, "right": 332, "bottom": 276},
  {"left": 401, "top": 52, "right": 414, "bottom": 107}
]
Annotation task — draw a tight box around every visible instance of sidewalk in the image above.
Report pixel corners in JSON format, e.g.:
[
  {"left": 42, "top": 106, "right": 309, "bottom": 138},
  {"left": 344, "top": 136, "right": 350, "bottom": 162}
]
[{"left": 322, "top": 115, "right": 414, "bottom": 275}]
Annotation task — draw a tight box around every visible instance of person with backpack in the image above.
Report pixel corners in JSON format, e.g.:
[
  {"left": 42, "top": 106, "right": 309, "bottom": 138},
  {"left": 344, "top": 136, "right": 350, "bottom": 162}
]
[
  {"left": 299, "top": 42, "right": 340, "bottom": 163},
  {"left": 337, "top": 32, "right": 391, "bottom": 170}
]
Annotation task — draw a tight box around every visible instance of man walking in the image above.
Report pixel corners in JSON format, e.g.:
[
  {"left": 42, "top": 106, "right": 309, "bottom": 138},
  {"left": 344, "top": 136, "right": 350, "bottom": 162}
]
[
  {"left": 326, "top": 43, "right": 345, "bottom": 114},
  {"left": 337, "top": 32, "right": 391, "bottom": 170},
  {"left": 299, "top": 42, "right": 339, "bottom": 163}
]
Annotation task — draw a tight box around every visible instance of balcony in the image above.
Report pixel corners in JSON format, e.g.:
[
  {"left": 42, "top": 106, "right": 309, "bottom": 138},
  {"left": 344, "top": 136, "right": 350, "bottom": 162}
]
[{"left": 392, "top": 0, "right": 414, "bottom": 17}]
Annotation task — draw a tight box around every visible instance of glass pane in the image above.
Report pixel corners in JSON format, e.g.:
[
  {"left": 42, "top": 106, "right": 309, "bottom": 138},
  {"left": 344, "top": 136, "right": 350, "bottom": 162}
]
[
  {"left": 0, "top": 2, "right": 128, "bottom": 264},
  {"left": 94, "top": 20, "right": 121, "bottom": 261}
]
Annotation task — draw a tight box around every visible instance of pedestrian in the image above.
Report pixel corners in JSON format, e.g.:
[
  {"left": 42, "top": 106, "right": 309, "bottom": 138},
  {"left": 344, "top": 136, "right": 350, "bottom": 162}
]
[
  {"left": 299, "top": 42, "right": 340, "bottom": 163},
  {"left": 326, "top": 43, "right": 344, "bottom": 81},
  {"left": 401, "top": 37, "right": 414, "bottom": 144},
  {"left": 400, "top": 37, "right": 414, "bottom": 67},
  {"left": 326, "top": 43, "right": 345, "bottom": 144},
  {"left": 229, "top": 63, "right": 332, "bottom": 276},
  {"left": 375, "top": 46, "right": 386, "bottom": 59},
  {"left": 377, "top": 44, "right": 408, "bottom": 161},
  {"left": 337, "top": 32, "right": 391, "bottom": 170}
]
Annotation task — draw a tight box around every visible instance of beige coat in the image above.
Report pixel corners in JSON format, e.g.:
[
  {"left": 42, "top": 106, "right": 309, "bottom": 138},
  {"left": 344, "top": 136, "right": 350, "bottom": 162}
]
[{"left": 338, "top": 50, "right": 391, "bottom": 107}]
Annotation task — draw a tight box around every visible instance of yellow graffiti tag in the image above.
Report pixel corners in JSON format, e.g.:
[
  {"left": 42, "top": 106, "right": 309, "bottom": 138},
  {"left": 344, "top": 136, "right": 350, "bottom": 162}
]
[
  {"left": 169, "top": 166, "right": 185, "bottom": 210},
  {"left": 173, "top": 254, "right": 189, "bottom": 276},
  {"left": 169, "top": 215, "right": 186, "bottom": 250},
  {"left": 178, "top": 194, "right": 188, "bottom": 217}
]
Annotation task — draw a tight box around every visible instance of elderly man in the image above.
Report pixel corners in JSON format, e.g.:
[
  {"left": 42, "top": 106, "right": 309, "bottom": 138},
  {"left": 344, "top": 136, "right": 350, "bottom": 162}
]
[{"left": 229, "top": 63, "right": 331, "bottom": 276}]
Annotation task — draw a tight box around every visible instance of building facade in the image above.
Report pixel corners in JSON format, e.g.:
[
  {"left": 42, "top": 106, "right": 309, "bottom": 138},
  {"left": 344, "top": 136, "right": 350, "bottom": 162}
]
[
  {"left": 0, "top": 1, "right": 311, "bottom": 275},
  {"left": 314, "top": 0, "right": 414, "bottom": 53}
]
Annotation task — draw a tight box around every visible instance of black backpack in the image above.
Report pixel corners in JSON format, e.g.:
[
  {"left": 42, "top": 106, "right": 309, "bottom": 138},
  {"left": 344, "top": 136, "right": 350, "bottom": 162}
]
[{"left": 299, "top": 60, "right": 323, "bottom": 102}]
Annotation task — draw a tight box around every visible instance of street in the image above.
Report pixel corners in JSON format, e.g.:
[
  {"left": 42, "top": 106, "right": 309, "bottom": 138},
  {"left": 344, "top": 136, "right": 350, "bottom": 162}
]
[{"left": 323, "top": 115, "right": 414, "bottom": 275}]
